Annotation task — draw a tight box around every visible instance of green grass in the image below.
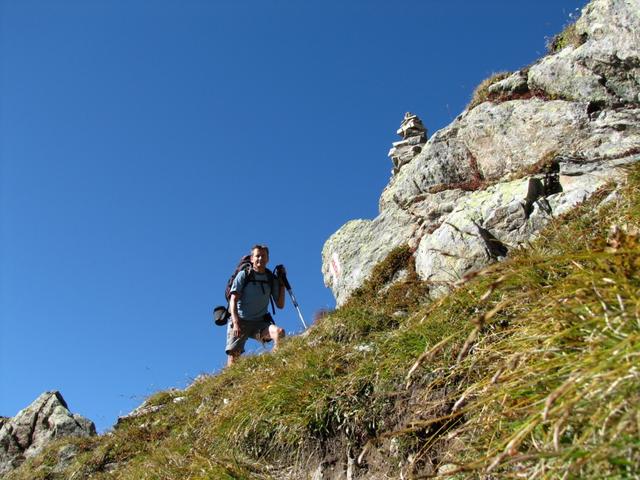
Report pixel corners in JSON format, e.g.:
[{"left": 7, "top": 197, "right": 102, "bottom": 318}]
[
  {"left": 7, "top": 166, "right": 640, "bottom": 479},
  {"left": 547, "top": 21, "right": 587, "bottom": 53}
]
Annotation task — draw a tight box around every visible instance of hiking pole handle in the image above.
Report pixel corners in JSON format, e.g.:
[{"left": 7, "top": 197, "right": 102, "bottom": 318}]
[{"left": 275, "top": 264, "right": 291, "bottom": 289}]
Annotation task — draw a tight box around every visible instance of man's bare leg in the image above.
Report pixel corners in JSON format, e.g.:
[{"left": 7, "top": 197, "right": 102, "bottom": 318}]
[
  {"left": 268, "top": 324, "right": 286, "bottom": 351},
  {"left": 227, "top": 351, "right": 240, "bottom": 367}
]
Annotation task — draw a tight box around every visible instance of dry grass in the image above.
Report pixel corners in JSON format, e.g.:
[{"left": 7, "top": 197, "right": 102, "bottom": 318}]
[{"left": 467, "top": 71, "right": 513, "bottom": 111}]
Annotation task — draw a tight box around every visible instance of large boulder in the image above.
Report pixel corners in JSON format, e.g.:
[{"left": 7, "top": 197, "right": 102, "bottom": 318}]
[
  {"left": 0, "top": 391, "right": 96, "bottom": 475},
  {"left": 322, "top": 0, "right": 640, "bottom": 306}
]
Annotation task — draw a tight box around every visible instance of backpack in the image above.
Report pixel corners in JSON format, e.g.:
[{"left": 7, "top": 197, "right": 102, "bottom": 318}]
[{"left": 213, "top": 254, "right": 276, "bottom": 326}]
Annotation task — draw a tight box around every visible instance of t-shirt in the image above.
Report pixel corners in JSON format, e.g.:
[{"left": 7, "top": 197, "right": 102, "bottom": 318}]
[{"left": 230, "top": 269, "right": 280, "bottom": 321}]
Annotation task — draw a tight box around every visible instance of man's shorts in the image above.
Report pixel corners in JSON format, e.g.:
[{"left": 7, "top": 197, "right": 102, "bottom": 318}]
[{"left": 225, "top": 317, "right": 273, "bottom": 355}]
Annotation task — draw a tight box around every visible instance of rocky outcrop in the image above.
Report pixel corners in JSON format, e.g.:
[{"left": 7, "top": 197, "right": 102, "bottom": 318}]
[
  {"left": 323, "top": 0, "right": 640, "bottom": 306},
  {"left": 0, "top": 391, "right": 96, "bottom": 475}
]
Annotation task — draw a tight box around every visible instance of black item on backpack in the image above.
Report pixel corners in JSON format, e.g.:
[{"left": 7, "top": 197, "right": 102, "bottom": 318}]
[{"left": 213, "top": 306, "right": 230, "bottom": 326}]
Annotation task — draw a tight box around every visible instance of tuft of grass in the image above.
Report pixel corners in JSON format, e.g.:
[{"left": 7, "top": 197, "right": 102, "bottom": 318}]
[
  {"left": 467, "top": 71, "right": 513, "bottom": 110},
  {"left": 547, "top": 21, "right": 587, "bottom": 53},
  {"left": 345, "top": 244, "right": 430, "bottom": 316}
]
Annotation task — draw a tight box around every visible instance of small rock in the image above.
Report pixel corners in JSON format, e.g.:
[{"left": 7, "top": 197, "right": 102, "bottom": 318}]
[
  {"left": 487, "top": 70, "right": 529, "bottom": 95},
  {"left": 437, "top": 463, "right": 458, "bottom": 475},
  {"left": 354, "top": 344, "right": 373, "bottom": 352}
]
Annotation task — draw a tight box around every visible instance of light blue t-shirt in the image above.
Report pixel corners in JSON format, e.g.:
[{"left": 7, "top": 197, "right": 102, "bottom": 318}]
[{"left": 230, "top": 269, "right": 280, "bottom": 321}]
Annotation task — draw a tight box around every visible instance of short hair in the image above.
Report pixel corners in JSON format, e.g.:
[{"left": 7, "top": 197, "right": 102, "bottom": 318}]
[{"left": 251, "top": 244, "right": 269, "bottom": 256}]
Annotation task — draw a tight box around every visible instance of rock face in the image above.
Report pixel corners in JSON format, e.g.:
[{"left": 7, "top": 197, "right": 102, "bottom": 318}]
[
  {"left": 0, "top": 391, "right": 96, "bottom": 475},
  {"left": 323, "top": 0, "right": 640, "bottom": 306}
]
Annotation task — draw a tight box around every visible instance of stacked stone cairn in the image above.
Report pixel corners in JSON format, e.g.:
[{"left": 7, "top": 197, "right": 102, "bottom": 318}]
[{"left": 388, "top": 112, "right": 427, "bottom": 175}]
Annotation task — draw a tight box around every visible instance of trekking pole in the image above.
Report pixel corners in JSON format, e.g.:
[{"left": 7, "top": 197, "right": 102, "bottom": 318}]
[{"left": 276, "top": 265, "right": 308, "bottom": 329}]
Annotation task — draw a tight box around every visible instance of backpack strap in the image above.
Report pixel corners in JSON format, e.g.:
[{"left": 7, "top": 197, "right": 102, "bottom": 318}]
[
  {"left": 245, "top": 267, "right": 276, "bottom": 315},
  {"left": 267, "top": 270, "right": 276, "bottom": 315}
]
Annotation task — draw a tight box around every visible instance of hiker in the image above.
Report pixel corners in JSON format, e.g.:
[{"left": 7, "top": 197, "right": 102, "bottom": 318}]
[{"left": 226, "top": 244, "right": 286, "bottom": 366}]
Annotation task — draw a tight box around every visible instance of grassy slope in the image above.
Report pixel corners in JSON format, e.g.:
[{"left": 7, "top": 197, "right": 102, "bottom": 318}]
[{"left": 9, "top": 165, "right": 640, "bottom": 479}]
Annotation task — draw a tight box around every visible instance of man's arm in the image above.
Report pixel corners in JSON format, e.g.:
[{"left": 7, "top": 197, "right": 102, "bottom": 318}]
[
  {"left": 228, "top": 269, "right": 248, "bottom": 336},
  {"left": 276, "top": 278, "right": 285, "bottom": 309},
  {"left": 273, "top": 266, "right": 287, "bottom": 309},
  {"left": 229, "top": 292, "right": 241, "bottom": 336}
]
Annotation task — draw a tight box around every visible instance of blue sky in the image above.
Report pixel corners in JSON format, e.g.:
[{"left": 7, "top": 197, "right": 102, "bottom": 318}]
[{"left": 1, "top": 0, "right": 587, "bottom": 432}]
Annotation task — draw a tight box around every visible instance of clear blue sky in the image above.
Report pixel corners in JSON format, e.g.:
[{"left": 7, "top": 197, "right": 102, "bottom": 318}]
[{"left": 1, "top": 0, "right": 587, "bottom": 432}]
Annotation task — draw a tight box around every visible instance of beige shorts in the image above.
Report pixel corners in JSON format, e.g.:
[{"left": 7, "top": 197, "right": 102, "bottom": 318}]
[{"left": 225, "top": 317, "right": 272, "bottom": 355}]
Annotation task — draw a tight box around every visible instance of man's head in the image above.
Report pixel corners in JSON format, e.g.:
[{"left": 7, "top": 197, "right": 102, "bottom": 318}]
[{"left": 250, "top": 244, "right": 269, "bottom": 273}]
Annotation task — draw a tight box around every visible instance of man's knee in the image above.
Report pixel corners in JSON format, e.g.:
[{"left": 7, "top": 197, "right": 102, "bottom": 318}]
[{"left": 269, "top": 325, "right": 285, "bottom": 339}]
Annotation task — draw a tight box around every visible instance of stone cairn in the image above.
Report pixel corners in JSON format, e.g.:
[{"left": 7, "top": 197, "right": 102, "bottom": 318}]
[{"left": 388, "top": 112, "right": 427, "bottom": 175}]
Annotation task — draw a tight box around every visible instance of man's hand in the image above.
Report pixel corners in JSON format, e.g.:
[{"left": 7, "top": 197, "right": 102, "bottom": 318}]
[
  {"left": 232, "top": 320, "right": 242, "bottom": 338},
  {"left": 275, "top": 264, "right": 290, "bottom": 290},
  {"left": 274, "top": 264, "right": 287, "bottom": 278},
  {"left": 229, "top": 292, "right": 242, "bottom": 337}
]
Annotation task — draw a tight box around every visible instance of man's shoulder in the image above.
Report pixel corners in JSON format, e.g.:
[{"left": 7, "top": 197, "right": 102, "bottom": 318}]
[
  {"left": 231, "top": 268, "right": 250, "bottom": 290},
  {"left": 235, "top": 268, "right": 249, "bottom": 280}
]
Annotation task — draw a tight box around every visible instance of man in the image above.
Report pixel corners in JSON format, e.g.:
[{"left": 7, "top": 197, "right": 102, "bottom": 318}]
[{"left": 226, "top": 244, "right": 286, "bottom": 366}]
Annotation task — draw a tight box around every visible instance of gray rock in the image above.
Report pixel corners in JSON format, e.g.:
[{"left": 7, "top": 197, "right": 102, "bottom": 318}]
[
  {"left": 528, "top": 47, "right": 611, "bottom": 102},
  {"left": 322, "top": 0, "right": 640, "bottom": 306},
  {"left": 0, "top": 391, "right": 96, "bottom": 475},
  {"left": 116, "top": 403, "right": 163, "bottom": 426},
  {"left": 415, "top": 161, "right": 633, "bottom": 297},
  {"left": 322, "top": 205, "right": 416, "bottom": 306},
  {"left": 116, "top": 388, "right": 183, "bottom": 427},
  {"left": 487, "top": 70, "right": 529, "bottom": 96},
  {"left": 528, "top": 0, "right": 640, "bottom": 105}
]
